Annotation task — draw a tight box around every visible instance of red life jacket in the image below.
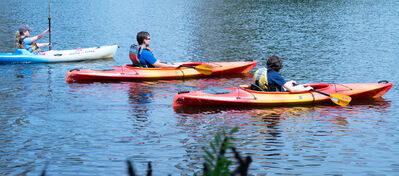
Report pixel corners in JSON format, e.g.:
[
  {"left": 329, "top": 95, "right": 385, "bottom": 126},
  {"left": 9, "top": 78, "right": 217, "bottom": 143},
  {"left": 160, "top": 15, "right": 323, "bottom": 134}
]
[{"left": 129, "top": 44, "right": 153, "bottom": 67}]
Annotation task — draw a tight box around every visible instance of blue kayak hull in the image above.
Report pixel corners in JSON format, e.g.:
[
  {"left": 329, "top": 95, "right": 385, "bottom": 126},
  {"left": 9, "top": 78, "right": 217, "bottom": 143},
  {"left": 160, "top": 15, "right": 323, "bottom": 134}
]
[{"left": 0, "top": 45, "right": 118, "bottom": 64}]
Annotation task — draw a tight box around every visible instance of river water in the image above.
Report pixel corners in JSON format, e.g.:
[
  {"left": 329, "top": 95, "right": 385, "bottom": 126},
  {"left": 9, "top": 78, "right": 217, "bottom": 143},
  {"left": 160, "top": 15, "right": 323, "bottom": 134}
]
[{"left": 1, "top": 0, "right": 399, "bottom": 175}]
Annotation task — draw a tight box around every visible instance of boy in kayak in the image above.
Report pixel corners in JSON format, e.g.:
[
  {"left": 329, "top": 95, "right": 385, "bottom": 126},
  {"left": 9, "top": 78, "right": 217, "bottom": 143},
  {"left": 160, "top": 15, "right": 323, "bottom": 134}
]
[
  {"left": 253, "top": 55, "right": 312, "bottom": 92},
  {"left": 130, "top": 31, "right": 179, "bottom": 68},
  {"left": 15, "top": 24, "right": 51, "bottom": 54}
]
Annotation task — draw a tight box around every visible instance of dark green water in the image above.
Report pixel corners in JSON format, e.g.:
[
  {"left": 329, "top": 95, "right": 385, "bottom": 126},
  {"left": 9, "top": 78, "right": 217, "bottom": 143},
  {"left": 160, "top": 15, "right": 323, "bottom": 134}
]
[{"left": 1, "top": 0, "right": 398, "bottom": 175}]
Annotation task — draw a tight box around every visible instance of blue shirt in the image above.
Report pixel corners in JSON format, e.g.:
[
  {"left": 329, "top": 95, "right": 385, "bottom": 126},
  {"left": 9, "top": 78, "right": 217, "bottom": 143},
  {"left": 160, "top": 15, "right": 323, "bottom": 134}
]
[
  {"left": 267, "top": 70, "right": 287, "bottom": 91},
  {"left": 138, "top": 49, "right": 157, "bottom": 67}
]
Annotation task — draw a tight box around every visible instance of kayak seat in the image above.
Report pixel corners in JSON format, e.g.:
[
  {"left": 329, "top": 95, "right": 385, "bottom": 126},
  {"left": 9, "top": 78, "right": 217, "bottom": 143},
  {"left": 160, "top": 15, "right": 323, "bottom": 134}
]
[
  {"left": 69, "top": 69, "right": 80, "bottom": 72},
  {"left": 250, "top": 84, "right": 265, "bottom": 92}
]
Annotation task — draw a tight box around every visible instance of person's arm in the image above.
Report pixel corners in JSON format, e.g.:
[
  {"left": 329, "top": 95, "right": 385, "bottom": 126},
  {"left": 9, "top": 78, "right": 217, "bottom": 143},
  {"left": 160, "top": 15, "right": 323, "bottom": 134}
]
[
  {"left": 30, "top": 29, "right": 50, "bottom": 42},
  {"left": 142, "top": 50, "right": 179, "bottom": 68},
  {"left": 152, "top": 60, "right": 180, "bottom": 68},
  {"left": 283, "top": 80, "right": 313, "bottom": 92}
]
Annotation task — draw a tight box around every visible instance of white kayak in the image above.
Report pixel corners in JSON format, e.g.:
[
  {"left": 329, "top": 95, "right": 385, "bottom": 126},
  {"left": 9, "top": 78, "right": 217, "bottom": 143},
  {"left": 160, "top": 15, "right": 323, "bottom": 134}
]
[{"left": 0, "top": 45, "right": 118, "bottom": 63}]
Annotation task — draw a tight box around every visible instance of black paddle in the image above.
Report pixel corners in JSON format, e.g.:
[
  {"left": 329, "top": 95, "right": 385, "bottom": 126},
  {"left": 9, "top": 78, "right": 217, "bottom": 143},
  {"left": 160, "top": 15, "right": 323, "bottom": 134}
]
[{"left": 48, "top": 2, "right": 52, "bottom": 50}]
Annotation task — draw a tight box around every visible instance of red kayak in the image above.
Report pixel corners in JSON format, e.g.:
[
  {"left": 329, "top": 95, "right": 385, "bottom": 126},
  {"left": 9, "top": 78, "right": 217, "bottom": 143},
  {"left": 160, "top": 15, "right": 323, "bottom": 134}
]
[
  {"left": 173, "top": 81, "right": 393, "bottom": 108},
  {"left": 66, "top": 61, "right": 257, "bottom": 83}
]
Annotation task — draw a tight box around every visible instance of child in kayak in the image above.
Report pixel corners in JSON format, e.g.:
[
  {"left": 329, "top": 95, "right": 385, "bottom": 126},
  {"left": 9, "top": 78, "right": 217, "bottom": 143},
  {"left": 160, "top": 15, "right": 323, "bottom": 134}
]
[
  {"left": 253, "top": 55, "right": 312, "bottom": 92},
  {"left": 15, "top": 24, "right": 51, "bottom": 54},
  {"left": 129, "top": 31, "right": 179, "bottom": 68}
]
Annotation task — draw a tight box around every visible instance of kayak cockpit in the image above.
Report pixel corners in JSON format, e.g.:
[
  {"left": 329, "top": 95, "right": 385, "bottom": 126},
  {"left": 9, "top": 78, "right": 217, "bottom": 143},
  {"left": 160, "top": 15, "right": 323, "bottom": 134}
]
[
  {"left": 13, "top": 49, "right": 34, "bottom": 55},
  {"left": 179, "top": 62, "right": 204, "bottom": 67},
  {"left": 239, "top": 83, "right": 331, "bottom": 94},
  {"left": 307, "top": 83, "right": 330, "bottom": 90},
  {"left": 124, "top": 62, "right": 211, "bottom": 70}
]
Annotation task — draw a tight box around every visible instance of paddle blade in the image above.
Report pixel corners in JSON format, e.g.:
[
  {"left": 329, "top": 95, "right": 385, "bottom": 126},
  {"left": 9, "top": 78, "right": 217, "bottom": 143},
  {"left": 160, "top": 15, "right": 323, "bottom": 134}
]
[
  {"left": 330, "top": 94, "right": 352, "bottom": 106},
  {"left": 194, "top": 64, "right": 213, "bottom": 75}
]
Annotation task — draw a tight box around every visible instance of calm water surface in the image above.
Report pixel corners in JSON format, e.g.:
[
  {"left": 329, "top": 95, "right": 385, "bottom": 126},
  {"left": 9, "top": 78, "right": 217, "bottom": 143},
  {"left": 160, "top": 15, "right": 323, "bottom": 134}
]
[{"left": 1, "top": 0, "right": 399, "bottom": 175}]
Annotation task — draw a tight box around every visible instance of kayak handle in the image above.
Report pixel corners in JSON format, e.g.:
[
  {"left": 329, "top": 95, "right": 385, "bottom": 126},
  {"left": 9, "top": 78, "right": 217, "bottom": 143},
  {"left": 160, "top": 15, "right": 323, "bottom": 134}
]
[{"left": 178, "top": 90, "right": 190, "bottom": 94}]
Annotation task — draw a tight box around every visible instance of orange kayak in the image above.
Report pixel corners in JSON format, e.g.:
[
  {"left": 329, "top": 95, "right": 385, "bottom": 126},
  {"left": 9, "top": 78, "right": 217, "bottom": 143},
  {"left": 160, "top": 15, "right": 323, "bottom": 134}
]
[
  {"left": 66, "top": 61, "right": 257, "bottom": 83},
  {"left": 173, "top": 81, "right": 393, "bottom": 108}
]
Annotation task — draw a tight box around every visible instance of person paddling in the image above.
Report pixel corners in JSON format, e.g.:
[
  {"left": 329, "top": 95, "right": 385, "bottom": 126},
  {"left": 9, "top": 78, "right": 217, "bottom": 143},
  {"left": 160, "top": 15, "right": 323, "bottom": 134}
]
[
  {"left": 129, "top": 31, "right": 179, "bottom": 68},
  {"left": 15, "top": 24, "right": 51, "bottom": 54},
  {"left": 253, "top": 55, "right": 312, "bottom": 92}
]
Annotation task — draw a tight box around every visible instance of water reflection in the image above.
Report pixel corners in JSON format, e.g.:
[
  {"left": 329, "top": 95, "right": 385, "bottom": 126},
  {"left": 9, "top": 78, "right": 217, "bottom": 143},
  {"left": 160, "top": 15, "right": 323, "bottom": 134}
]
[
  {"left": 127, "top": 82, "right": 153, "bottom": 121},
  {"left": 173, "top": 100, "right": 393, "bottom": 174}
]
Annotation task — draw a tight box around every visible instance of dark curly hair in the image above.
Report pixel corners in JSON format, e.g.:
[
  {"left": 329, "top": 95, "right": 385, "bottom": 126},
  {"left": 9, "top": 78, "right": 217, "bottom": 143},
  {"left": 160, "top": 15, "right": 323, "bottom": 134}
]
[{"left": 266, "top": 55, "right": 283, "bottom": 72}]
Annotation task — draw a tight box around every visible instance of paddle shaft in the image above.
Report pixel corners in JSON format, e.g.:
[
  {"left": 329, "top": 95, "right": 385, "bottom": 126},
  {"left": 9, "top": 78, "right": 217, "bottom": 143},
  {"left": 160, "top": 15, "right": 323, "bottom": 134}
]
[
  {"left": 48, "top": 2, "right": 52, "bottom": 50},
  {"left": 312, "top": 89, "right": 330, "bottom": 96},
  {"left": 180, "top": 65, "right": 202, "bottom": 69}
]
